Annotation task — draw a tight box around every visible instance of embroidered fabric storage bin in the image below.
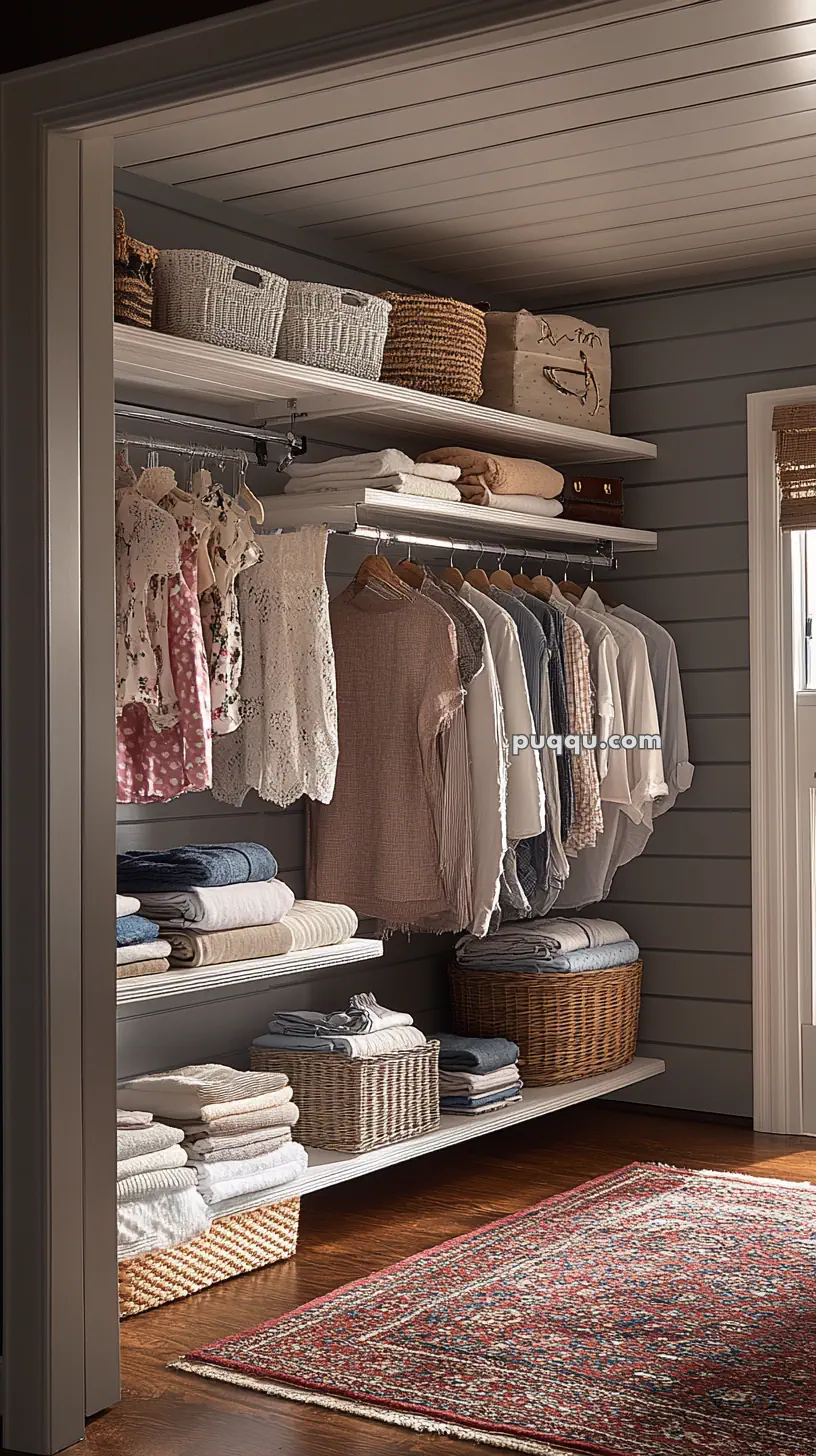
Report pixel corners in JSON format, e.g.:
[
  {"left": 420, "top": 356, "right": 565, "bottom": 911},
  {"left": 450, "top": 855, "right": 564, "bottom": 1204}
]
[
  {"left": 113, "top": 208, "right": 158, "bottom": 330},
  {"left": 276, "top": 282, "right": 391, "bottom": 379},
  {"left": 250, "top": 1041, "right": 440, "bottom": 1153},
  {"left": 448, "top": 962, "right": 641, "bottom": 1086},
  {"left": 379, "top": 293, "right": 486, "bottom": 401},
  {"left": 152, "top": 250, "right": 289, "bottom": 356},
  {"left": 480, "top": 310, "right": 611, "bottom": 433},
  {"left": 118, "top": 1198, "right": 300, "bottom": 1318}
]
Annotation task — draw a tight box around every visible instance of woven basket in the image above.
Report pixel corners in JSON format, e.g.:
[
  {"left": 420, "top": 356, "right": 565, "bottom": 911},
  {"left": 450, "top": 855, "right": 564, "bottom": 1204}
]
[
  {"left": 250, "top": 1041, "right": 440, "bottom": 1153},
  {"left": 152, "top": 249, "right": 288, "bottom": 356},
  {"left": 118, "top": 1197, "right": 300, "bottom": 1318},
  {"left": 114, "top": 208, "right": 158, "bottom": 330},
  {"left": 277, "top": 282, "right": 391, "bottom": 379},
  {"left": 379, "top": 293, "right": 486, "bottom": 401},
  {"left": 448, "top": 962, "right": 642, "bottom": 1086}
]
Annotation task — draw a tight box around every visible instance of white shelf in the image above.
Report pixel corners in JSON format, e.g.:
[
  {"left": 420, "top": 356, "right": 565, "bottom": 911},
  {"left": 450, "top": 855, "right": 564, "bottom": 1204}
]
[
  {"left": 116, "top": 938, "right": 383, "bottom": 1005},
  {"left": 263, "top": 488, "right": 657, "bottom": 553},
  {"left": 114, "top": 324, "right": 657, "bottom": 466},
  {"left": 211, "top": 1056, "right": 665, "bottom": 1219}
]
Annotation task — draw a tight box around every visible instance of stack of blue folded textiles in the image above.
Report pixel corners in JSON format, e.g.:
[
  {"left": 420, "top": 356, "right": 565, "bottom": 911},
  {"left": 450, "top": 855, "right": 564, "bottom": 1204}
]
[
  {"left": 116, "top": 895, "right": 172, "bottom": 979},
  {"left": 435, "top": 1033, "right": 523, "bottom": 1116},
  {"left": 253, "top": 993, "right": 427, "bottom": 1058},
  {"left": 455, "top": 917, "right": 639, "bottom": 975}
]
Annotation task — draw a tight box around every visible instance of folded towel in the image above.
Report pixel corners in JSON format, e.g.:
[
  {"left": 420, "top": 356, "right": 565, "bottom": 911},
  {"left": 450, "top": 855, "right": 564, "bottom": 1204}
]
[
  {"left": 117, "top": 1145, "right": 188, "bottom": 1180},
  {"left": 117, "top": 1165, "right": 198, "bottom": 1204},
  {"left": 441, "top": 1094, "right": 523, "bottom": 1117},
  {"left": 418, "top": 448, "right": 564, "bottom": 506},
  {"left": 198, "top": 1087, "right": 293, "bottom": 1124},
  {"left": 483, "top": 492, "right": 563, "bottom": 517},
  {"left": 287, "top": 449, "right": 415, "bottom": 480},
  {"left": 483, "top": 938, "right": 641, "bottom": 974},
  {"left": 186, "top": 1129, "right": 292, "bottom": 1164},
  {"left": 435, "top": 1032, "right": 520, "bottom": 1074},
  {"left": 116, "top": 956, "right": 170, "bottom": 980},
  {"left": 199, "top": 1144, "right": 308, "bottom": 1205},
  {"left": 192, "top": 1142, "right": 303, "bottom": 1187},
  {"left": 440, "top": 1081, "right": 523, "bottom": 1110},
  {"left": 117, "top": 842, "right": 277, "bottom": 893},
  {"left": 137, "top": 880, "right": 295, "bottom": 932},
  {"left": 117, "top": 1123, "right": 185, "bottom": 1160},
  {"left": 116, "top": 894, "right": 140, "bottom": 918},
  {"left": 182, "top": 1101, "right": 300, "bottom": 1136},
  {"left": 284, "top": 472, "right": 460, "bottom": 501},
  {"left": 267, "top": 996, "right": 412, "bottom": 1039},
  {"left": 117, "top": 1109, "right": 153, "bottom": 1129},
  {"left": 253, "top": 1024, "right": 427, "bottom": 1059},
  {"left": 118, "top": 1063, "right": 290, "bottom": 1120},
  {"left": 116, "top": 939, "right": 172, "bottom": 967},
  {"left": 166, "top": 901, "right": 358, "bottom": 967},
  {"left": 117, "top": 1186, "right": 210, "bottom": 1258},
  {"left": 455, "top": 917, "right": 629, "bottom": 967},
  {"left": 116, "top": 913, "right": 161, "bottom": 948},
  {"left": 438, "top": 1065, "right": 521, "bottom": 1095}
]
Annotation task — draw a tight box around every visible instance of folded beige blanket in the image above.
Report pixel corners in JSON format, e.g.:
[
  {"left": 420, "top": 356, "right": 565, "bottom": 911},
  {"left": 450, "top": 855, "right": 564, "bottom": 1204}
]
[
  {"left": 116, "top": 1165, "right": 198, "bottom": 1205},
  {"left": 183, "top": 1123, "right": 294, "bottom": 1155},
  {"left": 199, "top": 1086, "right": 293, "bottom": 1124},
  {"left": 117, "top": 1145, "right": 188, "bottom": 1180},
  {"left": 438, "top": 1064, "right": 521, "bottom": 1095},
  {"left": 167, "top": 900, "right": 359, "bottom": 968},
  {"left": 182, "top": 1101, "right": 300, "bottom": 1137},
  {"left": 116, "top": 956, "right": 170, "bottom": 980},
  {"left": 117, "top": 1063, "right": 289, "bottom": 1120},
  {"left": 418, "top": 448, "right": 564, "bottom": 506},
  {"left": 186, "top": 1128, "right": 291, "bottom": 1164},
  {"left": 116, "top": 1122, "right": 184, "bottom": 1160}
]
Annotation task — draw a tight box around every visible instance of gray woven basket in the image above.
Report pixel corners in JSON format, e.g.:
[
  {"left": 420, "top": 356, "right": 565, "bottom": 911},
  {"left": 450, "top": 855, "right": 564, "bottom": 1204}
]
[
  {"left": 276, "top": 281, "right": 391, "bottom": 379},
  {"left": 250, "top": 1040, "right": 440, "bottom": 1153},
  {"left": 153, "top": 249, "right": 288, "bottom": 356}
]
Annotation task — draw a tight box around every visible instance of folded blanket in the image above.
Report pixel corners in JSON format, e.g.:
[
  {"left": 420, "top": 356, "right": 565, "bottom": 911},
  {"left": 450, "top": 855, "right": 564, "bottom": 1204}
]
[
  {"left": 117, "top": 1186, "right": 210, "bottom": 1258},
  {"left": 116, "top": 956, "right": 170, "bottom": 980},
  {"left": 192, "top": 1141, "right": 303, "bottom": 1187},
  {"left": 284, "top": 472, "right": 460, "bottom": 501},
  {"left": 117, "top": 1063, "right": 290, "bottom": 1120},
  {"left": 418, "top": 448, "right": 564, "bottom": 506},
  {"left": 117, "top": 1109, "right": 153, "bottom": 1129},
  {"left": 438, "top": 1064, "right": 521, "bottom": 1095},
  {"left": 117, "top": 842, "right": 277, "bottom": 893},
  {"left": 137, "top": 879, "right": 295, "bottom": 932},
  {"left": 483, "top": 491, "right": 563, "bottom": 517},
  {"left": 440, "top": 1081, "right": 523, "bottom": 1110},
  {"left": 166, "top": 900, "right": 359, "bottom": 968},
  {"left": 199, "top": 1087, "right": 293, "bottom": 1124},
  {"left": 267, "top": 996, "right": 412, "bottom": 1038},
  {"left": 116, "top": 894, "right": 140, "bottom": 918},
  {"left": 117, "top": 1145, "right": 188, "bottom": 1180},
  {"left": 441, "top": 1094, "right": 523, "bottom": 1117},
  {"left": 253, "top": 1025, "right": 427, "bottom": 1059},
  {"left": 435, "top": 1032, "right": 520, "bottom": 1074},
  {"left": 116, "top": 1122, "right": 185, "bottom": 1160},
  {"left": 486, "top": 938, "right": 641, "bottom": 974},
  {"left": 199, "top": 1144, "right": 308, "bottom": 1205},
  {"left": 186, "top": 1129, "right": 292, "bottom": 1164},
  {"left": 116, "top": 913, "right": 161, "bottom": 948},
  {"left": 116, "top": 939, "right": 172, "bottom": 967},
  {"left": 455, "top": 917, "right": 629, "bottom": 967},
  {"left": 182, "top": 1101, "right": 300, "bottom": 1136},
  {"left": 117, "top": 1165, "right": 198, "bottom": 1204}
]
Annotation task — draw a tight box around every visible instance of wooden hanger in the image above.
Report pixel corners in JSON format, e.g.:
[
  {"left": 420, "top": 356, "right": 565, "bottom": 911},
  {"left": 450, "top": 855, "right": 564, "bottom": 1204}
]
[
  {"left": 489, "top": 548, "right": 515, "bottom": 592},
  {"left": 464, "top": 544, "right": 491, "bottom": 593},
  {"left": 354, "top": 529, "right": 401, "bottom": 588},
  {"left": 394, "top": 546, "right": 425, "bottom": 589},
  {"left": 513, "top": 559, "right": 533, "bottom": 590},
  {"left": 439, "top": 541, "right": 464, "bottom": 590},
  {"left": 530, "top": 574, "right": 554, "bottom": 599}
]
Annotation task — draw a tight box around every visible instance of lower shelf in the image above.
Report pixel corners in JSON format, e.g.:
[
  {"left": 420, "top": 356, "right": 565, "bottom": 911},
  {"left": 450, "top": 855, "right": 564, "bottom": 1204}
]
[{"left": 212, "top": 1056, "right": 665, "bottom": 1219}]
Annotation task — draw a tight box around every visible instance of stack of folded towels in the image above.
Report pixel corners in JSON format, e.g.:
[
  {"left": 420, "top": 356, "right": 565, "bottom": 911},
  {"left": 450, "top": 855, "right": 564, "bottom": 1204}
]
[
  {"left": 455, "top": 916, "right": 639, "bottom": 973},
  {"left": 116, "top": 895, "right": 172, "bottom": 980},
  {"left": 118, "top": 1063, "right": 307, "bottom": 1210},
  {"left": 283, "top": 449, "right": 463, "bottom": 502},
  {"left": 116, "top": 1107, "right": 210, "bottom": 1258},
  {"left": 253, "top": 992, "right": 426, "bottom": 1058},
  {"left": 435, "top": 1033, "right": 523, "bottom": 1116}
]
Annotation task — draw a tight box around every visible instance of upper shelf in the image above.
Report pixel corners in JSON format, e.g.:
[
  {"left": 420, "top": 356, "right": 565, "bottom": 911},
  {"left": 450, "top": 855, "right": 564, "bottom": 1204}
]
[{"left": 114, "top": 325, "right": 657, "bottom": 466}]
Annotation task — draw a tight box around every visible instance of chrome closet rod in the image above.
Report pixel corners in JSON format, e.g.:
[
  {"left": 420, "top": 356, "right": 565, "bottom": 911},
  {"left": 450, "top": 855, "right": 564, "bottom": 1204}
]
[
  {"left": 115, "top": 432, "right": 257, "bottom": 466},
  {"left": 114, "top": 400, "right": 307, "bottom": 466},
  {"left": 266, "top": 522, "right": 617, "bottom": 570}
]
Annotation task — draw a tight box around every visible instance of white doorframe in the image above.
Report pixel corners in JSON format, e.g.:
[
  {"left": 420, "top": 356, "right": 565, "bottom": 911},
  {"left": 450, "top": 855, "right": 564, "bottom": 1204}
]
[{"left": 749, "top": 384, "right": 816, "bottom": 1135}]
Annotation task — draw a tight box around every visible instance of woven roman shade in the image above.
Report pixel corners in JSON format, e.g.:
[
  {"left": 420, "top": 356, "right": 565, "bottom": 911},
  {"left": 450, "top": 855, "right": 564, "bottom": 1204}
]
[{"left": 774, "top": 404, "right": 816, "bottom": 530}]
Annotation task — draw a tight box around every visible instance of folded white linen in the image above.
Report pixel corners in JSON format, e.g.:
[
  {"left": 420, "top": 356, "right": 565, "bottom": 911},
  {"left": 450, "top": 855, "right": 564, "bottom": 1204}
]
[
  {"left": 117, "top": 894, "right": 141, "bottom": 917},
  {"left": 200, "top": 1144, "right": 308, "bottom": 1205},
  {"left": 117, "top": 1145, "right": 188, "bottom": 1181},
  {"left": 116, "top": 939, "right": 172, "bottom": 966},
  {"left": 117, "top": 1186, "right": 211, "bottom": 1258},
  {"left": 118, "top": 1063, "right": 290, "bottom": 1120},
  {"left": 199, "top": 1087, "right": 293, "bottom": 1124},
  {"left": 137, "top": 880, "right": 295, "bottom": 933},
  {"left": 484, "top": 492, "right": 564, "bottom": 517},
  {"left": 193, "top": 1142, "right": 304, "bottom": 1187},
  {"left": 284, "top": 472, "right": 460, "bottom": 501},
  {"left": 438, "top": 1065, "right": 521, "bottom": 1095},
  {"left": 117, "top": 1109, "right": 153, "bottom": 1129},
  {"left": 182, "top": 1101, "right": 300, "bottom": 1136},
  {"left": 287, "top": 449, "right": 415, "bottom": 480},
  {"left": 117, "top": 1122, "right": 185, "bottom": 1160},
  {"left": 117, "top": 1166, "right": 198, "bottom": 1204}
]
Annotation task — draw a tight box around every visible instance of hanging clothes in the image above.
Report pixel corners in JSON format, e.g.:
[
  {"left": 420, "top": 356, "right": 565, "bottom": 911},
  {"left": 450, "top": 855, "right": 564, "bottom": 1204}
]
[
  {"left": 560, "top": 614, "right": 603, "bottom": 855},
  {"left": 192, "top": 470, "right": 262, "bottom": 735},
  {"left": 212, "top": 526, "right": 338, "bottom": 809},
  {"left": 115, "top": 475, "right": 182, "bottom": 732},
  {"left": 550, "top": 584, "right": 628, "bottom": 805}
]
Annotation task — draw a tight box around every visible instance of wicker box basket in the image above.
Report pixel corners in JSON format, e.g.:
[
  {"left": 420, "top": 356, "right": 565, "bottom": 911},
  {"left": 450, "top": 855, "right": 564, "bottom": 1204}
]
[
  {"left": 250, "top": 1041, "right": 440, "bottom": 1153},
  {"left": 379, "top": 293, "right": 486, "bottom": 401},
  {"left": 277, "top": 282, "right": 391, "bottom": 379},
  {"left": 448, "top": 962, "right": 642, "bottom": 1086},
  {"left": 118, "top": 1197, "right": 300, "bottom": 1318},
  {"left": 152, "top": 249, "right": 289, "bottom": 356},
  {"left": 114, "top": 208, "right": 158, "bottom": 330}
]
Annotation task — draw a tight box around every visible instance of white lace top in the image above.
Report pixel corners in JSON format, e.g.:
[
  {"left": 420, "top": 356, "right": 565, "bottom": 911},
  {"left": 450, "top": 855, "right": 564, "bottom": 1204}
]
[
  {"left": 192, "top": 471, "right": 262, "bottom": 735},
  {"left": 115, "top": 479, "right": 182, "bottom": 729},
  {"left": 212, "top": 526, "right": 338, "bottom": 808}
]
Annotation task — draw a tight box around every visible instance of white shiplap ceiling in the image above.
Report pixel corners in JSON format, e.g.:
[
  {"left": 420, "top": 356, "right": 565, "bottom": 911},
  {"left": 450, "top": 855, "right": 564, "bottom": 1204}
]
[{"left": 116, "top": 0, "right": 816, "bottom": 302}]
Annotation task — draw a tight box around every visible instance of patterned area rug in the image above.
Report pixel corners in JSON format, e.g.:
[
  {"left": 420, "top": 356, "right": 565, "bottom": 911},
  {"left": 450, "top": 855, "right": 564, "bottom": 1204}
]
[{"left": 173, "top": 1163, "right": 816, "bottom": 1455}]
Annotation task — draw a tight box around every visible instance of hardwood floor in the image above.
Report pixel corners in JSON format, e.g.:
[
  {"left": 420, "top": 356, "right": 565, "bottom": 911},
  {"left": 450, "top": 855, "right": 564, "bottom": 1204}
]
[{"left": 71, "top": 1104, "right": 816, "bottom": 1456}]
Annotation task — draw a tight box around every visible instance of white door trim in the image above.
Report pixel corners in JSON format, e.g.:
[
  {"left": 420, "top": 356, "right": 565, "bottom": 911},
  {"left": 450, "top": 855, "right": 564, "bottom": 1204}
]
[{"left": 748, "top": 384, "right": 816, "bottom": 1134}]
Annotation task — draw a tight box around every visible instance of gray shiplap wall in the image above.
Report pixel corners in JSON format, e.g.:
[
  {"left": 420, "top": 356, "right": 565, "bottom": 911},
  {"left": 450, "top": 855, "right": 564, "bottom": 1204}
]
[{"left": 566, "top": 269, "right": 816, "bottom": 1117}]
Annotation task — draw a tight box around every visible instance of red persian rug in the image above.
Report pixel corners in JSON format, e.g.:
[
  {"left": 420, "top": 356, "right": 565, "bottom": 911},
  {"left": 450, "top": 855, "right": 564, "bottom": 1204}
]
[{"left": 174, "top": 1163, "right": 816, "bottom": 1455}]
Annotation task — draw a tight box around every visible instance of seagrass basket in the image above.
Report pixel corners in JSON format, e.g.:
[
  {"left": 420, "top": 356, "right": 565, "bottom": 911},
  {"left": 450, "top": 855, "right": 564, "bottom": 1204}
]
[
  {"left": 379, "top": 293, "right": 486, "bottom": 401},
  {"left": 113, "top": 208, "right": 158, "bottom": 329},
  {"left": 250, "top": 1040, "right": 440, "bottom": 1153},
  {"left": 448, "top": 962, "right": 642, "bottom": 1086},
  {"left": 277, "top": 281, "right": 391, "bottom": 379},
  {"left": 152, "top": 249, "right": 288, "bottom": 355},
  {"left": 118, "top": 1197, "right": 300, "bottom": 1317}
]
